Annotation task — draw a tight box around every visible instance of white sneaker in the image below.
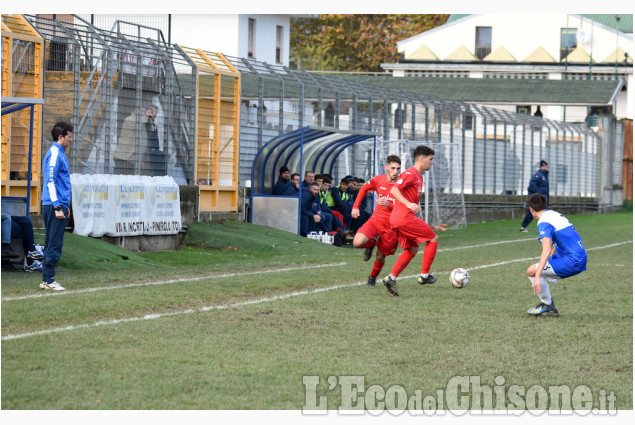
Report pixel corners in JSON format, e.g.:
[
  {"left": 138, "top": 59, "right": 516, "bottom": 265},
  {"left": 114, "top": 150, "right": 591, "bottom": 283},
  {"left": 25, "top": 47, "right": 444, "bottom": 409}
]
[{"left": 40, "top": 281, "right": 65, "bottom": 291}]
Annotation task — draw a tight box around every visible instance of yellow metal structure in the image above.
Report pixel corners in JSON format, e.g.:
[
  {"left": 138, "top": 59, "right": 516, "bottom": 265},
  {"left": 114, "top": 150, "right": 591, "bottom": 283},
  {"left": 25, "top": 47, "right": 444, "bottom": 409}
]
[
  {"left": 1, "top": 14, "right": 44, "bottom": 213},
  {"left": 179, "top": 45, "right": 241, "bottom": 212}
]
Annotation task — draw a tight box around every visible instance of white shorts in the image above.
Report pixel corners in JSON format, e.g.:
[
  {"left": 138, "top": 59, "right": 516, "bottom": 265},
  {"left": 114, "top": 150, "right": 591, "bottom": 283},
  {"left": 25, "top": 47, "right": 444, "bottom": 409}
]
[{"left": 534, "top": 261, "right": 559, "bottom": 284}]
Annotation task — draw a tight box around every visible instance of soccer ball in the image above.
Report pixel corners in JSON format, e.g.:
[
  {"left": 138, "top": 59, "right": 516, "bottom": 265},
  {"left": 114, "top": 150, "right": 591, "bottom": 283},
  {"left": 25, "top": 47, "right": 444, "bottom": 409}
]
[{"left": 450, "top": 268, "right": 470, "bottom": 288}]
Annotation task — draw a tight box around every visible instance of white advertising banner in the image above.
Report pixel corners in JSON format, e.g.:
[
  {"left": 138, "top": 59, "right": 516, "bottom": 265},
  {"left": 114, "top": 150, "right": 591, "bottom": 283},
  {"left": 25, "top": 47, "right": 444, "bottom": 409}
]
[{"left": 71, "top": 174, "right": 182, "bottom": 237}]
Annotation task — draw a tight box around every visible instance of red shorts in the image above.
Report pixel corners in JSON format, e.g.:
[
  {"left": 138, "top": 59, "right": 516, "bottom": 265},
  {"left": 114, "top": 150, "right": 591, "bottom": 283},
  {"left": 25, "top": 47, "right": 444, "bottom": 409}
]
[
  {"left": 358, "top": 218, "right": 398, "bottom": 256},
  {"left": 392, "top": 216, "right": 436, "bottom": 251}
]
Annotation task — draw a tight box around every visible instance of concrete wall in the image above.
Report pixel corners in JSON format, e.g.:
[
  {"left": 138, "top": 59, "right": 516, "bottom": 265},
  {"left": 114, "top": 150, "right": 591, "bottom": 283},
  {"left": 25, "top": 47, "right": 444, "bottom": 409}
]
[{"left": 463, "top": 194, "right": 609, "bottom": 224}]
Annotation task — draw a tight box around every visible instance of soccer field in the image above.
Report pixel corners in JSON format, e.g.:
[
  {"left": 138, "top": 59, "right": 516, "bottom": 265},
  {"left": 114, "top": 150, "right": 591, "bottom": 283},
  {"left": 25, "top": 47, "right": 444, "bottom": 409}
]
[{"left": 1, "top": 212, "right": 632, "bottom": 411}]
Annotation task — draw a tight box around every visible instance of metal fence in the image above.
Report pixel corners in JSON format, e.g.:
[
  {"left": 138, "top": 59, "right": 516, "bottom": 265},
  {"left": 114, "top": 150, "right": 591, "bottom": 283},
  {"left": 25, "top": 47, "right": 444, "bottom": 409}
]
[
  {"left": 228, "top": 56, "right": 609, "bottom": 199},
  {"left": 24, "top": 14, "right": 196, "bottom": 184},
  {"left": 16, "top": 15, "right": 621, "bottom": 204}
]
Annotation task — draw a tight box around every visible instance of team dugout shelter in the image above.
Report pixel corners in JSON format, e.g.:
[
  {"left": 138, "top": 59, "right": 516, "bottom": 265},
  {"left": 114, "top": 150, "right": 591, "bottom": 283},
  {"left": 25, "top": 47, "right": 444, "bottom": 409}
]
[{"left": 250, "top": 126, "right": 378, "bottom": 235}]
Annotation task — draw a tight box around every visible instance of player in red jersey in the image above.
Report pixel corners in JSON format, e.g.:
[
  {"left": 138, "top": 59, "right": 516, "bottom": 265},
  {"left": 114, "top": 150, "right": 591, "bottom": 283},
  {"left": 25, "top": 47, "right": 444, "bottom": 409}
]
[
  {"left": 382, "top": 145, "right": 438, "bottom": 296},
  {"left": 351, "top": 155, "right": 402, "bottom": 287}
]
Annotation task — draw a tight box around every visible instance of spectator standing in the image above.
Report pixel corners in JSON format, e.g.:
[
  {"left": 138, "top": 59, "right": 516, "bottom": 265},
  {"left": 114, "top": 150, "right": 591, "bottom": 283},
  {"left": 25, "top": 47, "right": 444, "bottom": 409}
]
[
  {"left": 142, "top": 104, "right": 165, "bottom": 176},
  {"left": 113, "top": 107, "right": 148, "bottom": 175},
  {"left": 40, "top": 122, "right": 73, "bottom": 291},
  {"left": 520, "top": 160, "right": 549, "bottom": 232}
]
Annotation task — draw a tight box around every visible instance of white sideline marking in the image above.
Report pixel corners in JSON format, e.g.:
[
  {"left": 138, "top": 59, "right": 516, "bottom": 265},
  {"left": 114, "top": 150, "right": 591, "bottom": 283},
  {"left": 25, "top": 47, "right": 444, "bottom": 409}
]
[
  {"left": 2, "top": 238, "right": 534, "bottom": 302},
  {"left": 437, "top": 238, "right": 535, "bottom": 252},
  {"left": 0, "top": 238, "right": 534, "bottom": 302},
  {"left": 1, "top": 262, "right": 348, "bottom": 302},
  {"left": 1, "top": 282, "right": 365, "bottom": 341},
  {"left": 2, "top": 240, "right": 630, "bottom": 341}
]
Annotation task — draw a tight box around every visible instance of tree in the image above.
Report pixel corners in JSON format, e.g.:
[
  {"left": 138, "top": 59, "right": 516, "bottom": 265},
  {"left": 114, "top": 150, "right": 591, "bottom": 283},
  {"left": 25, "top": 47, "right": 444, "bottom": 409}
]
[{"left": 290, "top": 14, "right": 449, "bottom": 72}]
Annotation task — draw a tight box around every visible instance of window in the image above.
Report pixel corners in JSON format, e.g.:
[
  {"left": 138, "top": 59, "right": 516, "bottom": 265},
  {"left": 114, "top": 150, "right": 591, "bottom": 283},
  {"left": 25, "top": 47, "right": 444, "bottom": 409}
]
[
  {"left": 475, "top": 27, "right": 492, "bottom": 60},
  {"left": 276, "top": 25, "right": 283, "bottom": 64},
  {"left": 560, "top": 28, "right": 577, "bottom": 60},
  {"left": 516, "top": 106, "right": 531, "bottom": 115},
  {"left": 464, "top": 113, "right": 474, "bottom": 130},
  {"left": 248, "top": 18, "right": 255, "bottom": 58}
]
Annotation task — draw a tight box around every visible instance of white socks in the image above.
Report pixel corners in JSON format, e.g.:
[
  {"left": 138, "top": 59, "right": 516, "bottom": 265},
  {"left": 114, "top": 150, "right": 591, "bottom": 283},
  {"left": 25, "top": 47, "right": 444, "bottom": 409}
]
[{"left": 529, "top": 276, "right": 552, "bottom": 305}]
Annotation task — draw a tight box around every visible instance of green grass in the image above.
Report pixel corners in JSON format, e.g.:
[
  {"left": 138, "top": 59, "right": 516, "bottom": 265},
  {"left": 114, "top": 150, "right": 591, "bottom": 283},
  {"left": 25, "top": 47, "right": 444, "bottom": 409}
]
[{"left": 1, "top": 213, "right": 632, "bottom": 410}]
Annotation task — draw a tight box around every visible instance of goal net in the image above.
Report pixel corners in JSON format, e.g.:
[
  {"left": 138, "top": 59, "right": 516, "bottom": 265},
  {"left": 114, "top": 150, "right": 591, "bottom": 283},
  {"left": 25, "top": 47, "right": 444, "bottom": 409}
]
[{"left": 377, "top": 140, "right": 467, "bottom": 230}]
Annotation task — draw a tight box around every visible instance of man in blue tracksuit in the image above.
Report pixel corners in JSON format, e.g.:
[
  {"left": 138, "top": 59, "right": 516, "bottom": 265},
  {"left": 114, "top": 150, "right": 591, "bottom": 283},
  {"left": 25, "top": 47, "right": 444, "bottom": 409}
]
[
  {"left": 300, "top": 182, "right": 332, "bottom": 236},
  {"left": 40, "top": 122, "right": 73, "bottom": 291},
  {"left": 520, "top": 160, "right": 549, "bottom": 232}
]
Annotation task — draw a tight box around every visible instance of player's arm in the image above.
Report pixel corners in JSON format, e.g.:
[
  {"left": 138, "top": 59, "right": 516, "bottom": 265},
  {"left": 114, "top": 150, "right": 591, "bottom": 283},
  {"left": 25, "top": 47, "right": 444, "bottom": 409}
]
[
  {"left": 390, "top": 185, "right": 420, "bottom": 213},
  {"left": 45, "top": 152, "right": 67, "bottom": 219},
  {"left": 352, "top": 182, "right": 372, "bottom": 219},
  {"left": 533, "top": 237, "right": 553, "bottom": 295}
]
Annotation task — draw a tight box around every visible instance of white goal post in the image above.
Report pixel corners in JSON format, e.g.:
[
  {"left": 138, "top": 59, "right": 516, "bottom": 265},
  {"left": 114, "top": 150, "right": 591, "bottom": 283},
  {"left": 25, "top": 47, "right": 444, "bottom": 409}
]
[{"left": 377, "top": 139, "right": 467, "bottom": 230}]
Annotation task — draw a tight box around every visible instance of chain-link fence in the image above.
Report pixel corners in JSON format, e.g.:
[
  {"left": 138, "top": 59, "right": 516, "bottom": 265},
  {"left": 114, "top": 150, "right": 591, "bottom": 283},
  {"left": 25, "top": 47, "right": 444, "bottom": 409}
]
[{"left": 24, "top": 14, "right": 196, "bottom": 184}]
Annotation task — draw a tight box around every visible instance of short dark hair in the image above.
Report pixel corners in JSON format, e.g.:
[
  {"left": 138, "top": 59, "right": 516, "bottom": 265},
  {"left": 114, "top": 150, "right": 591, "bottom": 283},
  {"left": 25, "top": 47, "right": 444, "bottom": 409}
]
[
  {"left": 51, "top": 122, "right": 74, "bottom": 142},
  {"left": 309, "top": 182, "right": 320, "bottom": 189},
  {"left": 304, "top": 170, "right": 314, "bottom": 177},
  {"left": 322, "top": 175, "right": 332, "bottom": 184},
  {"left": 354, "top": 177, "right": 365, "bottom": 184},
  {"left": 314, "top": 174, "right": 323, "bottom": 181},
  {"left": 526, "top": 193, "right": 547, "bottom": 212},
  {"left": 386, "top": 154, "right": 401, "bottom": 165},
  {"left": 290, "top": 173, "right": 300, "bottom": 180},
  {"left": 413, "top": 145, "right": 435, "bottom": 159}
]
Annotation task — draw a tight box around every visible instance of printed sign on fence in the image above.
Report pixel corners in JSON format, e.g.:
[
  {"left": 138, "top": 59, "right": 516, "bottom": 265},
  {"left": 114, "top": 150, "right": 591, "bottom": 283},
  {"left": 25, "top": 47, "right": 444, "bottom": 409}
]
[{"left": 71, "top": 174, "right": 182, "bottom": 237}]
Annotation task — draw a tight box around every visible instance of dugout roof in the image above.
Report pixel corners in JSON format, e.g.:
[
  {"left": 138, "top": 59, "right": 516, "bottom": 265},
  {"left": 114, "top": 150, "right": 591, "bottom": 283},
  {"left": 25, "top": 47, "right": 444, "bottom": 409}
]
[{"left": 251, "top": 126, "right": 378, "bottom": 195}]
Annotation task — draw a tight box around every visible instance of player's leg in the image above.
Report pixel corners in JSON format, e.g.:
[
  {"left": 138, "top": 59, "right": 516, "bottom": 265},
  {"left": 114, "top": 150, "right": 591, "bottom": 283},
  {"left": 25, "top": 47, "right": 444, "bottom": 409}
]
[
  {"left": 418, "top": 233, "right": 439, "bottom": 284},
  {"left": 382, "top": 244, "right": 416, "bottom": 296},
  {"left": 367, "top": 250, "right": 387, "bottom": 287},
  {"left": 395, "top": 217, "right": 438, "bottom": 284},
  {"left": 353, "top": 219, "right": 379, "bottom": 262},
  {"left": 520, "top": 209, "right": 533, "bottom": 231},
  {"left": 526, "top": 262, "right": 559, "bottom": 316}
]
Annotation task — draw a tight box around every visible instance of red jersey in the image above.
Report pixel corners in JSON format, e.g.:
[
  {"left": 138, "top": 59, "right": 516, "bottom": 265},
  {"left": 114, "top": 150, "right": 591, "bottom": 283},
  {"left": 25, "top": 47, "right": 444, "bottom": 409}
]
[
  {"left": 390, "top": 166, "right": 423, "bottom": 226},
  {"left": 353, "top": 174, "right": 396, "bottom": 224}
]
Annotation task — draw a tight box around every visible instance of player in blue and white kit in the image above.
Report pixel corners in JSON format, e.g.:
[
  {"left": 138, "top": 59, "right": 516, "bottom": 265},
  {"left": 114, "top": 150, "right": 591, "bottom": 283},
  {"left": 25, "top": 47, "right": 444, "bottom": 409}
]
[{"left": 524, "top": 193, "right": 587, "bottom": 317}]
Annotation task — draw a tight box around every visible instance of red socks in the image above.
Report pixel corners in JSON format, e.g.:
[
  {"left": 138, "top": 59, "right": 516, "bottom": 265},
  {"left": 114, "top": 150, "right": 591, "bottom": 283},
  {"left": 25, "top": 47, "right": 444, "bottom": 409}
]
[
  {"left": 390, "top": 249, "right": 417, "bottom": 278},
  {"left": 370, "top": 260, "right": 384, "bottom": 278},
  {"left": 421, "top": 241, "right": 438, "bottom": 275}
]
